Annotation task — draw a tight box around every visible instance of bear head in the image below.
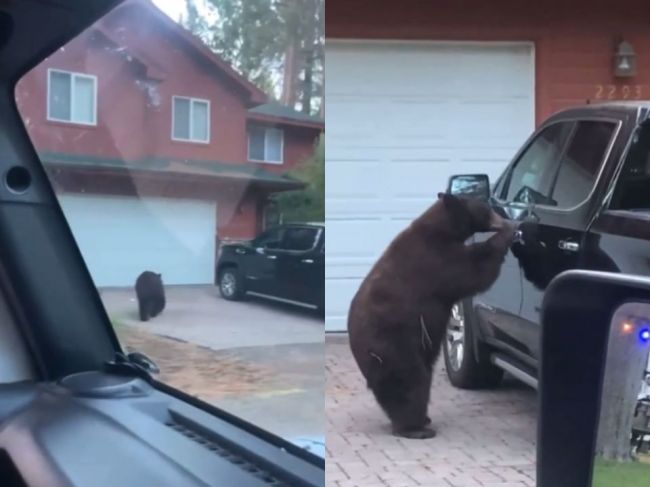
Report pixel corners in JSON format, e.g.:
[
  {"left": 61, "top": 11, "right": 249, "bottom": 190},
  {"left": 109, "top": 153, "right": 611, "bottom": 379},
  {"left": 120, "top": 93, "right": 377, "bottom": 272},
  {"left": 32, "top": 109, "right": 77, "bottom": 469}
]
[{"left": 436, "top": 193, "right": 505, "bottom": 241}]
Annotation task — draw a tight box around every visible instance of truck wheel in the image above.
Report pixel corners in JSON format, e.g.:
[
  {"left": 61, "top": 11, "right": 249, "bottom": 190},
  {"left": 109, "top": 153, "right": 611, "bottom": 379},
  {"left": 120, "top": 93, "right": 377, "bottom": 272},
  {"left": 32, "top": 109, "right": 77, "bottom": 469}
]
[
  {"left": 443, "top": 299, "right": 503, "bottom": 389},
  {"left": 218, "top": 267, "right": 245, "bottom": 301}
]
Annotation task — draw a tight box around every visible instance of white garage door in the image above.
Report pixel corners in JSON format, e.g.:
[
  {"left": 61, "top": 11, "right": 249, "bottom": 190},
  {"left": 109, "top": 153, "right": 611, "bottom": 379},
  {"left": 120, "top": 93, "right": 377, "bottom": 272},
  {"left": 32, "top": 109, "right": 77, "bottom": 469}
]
[
  {"left": 325, "top": 41, "right": 535, "bottom": 331},
  {"left": 59, "top": 194, "right": 216, "bottom": 287}
]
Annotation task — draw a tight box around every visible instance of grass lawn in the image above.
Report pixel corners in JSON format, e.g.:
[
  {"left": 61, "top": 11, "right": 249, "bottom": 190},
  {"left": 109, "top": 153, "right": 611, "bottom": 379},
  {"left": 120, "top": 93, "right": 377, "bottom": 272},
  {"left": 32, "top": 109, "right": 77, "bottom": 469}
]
[{"left": 593, "top": 458, "right": 650, "bottom": 487}]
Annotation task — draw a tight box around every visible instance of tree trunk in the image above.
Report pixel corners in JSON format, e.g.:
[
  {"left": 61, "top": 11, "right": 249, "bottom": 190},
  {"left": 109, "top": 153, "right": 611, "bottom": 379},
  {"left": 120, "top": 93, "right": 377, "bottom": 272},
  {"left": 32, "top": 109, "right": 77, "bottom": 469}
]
[
  {"left": 301, "top": 49, "right": 313, "bottom": 114},
  {"left": 281, "top": 41, "right": 298, "bottom": 107},
  {"left": 595, "top": 303, "right": 650, "bottom": 461}
]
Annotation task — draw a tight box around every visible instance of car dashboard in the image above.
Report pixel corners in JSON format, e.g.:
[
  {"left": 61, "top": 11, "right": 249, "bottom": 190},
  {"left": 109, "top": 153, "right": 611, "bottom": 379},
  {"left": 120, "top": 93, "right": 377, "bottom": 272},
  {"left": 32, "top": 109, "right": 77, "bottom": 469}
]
[{"left": 0, "top": 372, "right": 324, "bottom": 487}]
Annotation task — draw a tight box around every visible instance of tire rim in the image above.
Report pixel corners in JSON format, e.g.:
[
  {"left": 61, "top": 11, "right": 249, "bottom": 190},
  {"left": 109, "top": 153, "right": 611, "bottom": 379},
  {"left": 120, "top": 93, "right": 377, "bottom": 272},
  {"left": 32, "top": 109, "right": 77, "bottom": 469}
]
[
  {"left": 221, "top": 272, "right": 236, "bottom": 297},
  {"left": 446, "top": 302, "right": 465, "bottom": 372}
]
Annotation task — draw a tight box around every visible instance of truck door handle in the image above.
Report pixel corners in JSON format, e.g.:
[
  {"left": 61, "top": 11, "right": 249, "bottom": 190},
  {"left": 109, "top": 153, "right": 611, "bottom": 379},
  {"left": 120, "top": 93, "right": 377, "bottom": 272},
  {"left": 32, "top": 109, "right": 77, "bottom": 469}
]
[
  {"left": 302, "top": 259, "right": 314, "bottom": 264},
  {"left": 235, "top": 248, "right": 246, "bottom": 255},
  {"left": 558, "top": 240, "right": 580, "bottom": 252},
  {"left": 266, "top": 255, "right": 277, "bottom": 260}
]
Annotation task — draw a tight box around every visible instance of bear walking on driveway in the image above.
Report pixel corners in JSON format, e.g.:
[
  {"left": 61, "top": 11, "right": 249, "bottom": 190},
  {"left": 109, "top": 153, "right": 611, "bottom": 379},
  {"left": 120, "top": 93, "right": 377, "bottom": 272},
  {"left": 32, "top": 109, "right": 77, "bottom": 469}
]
[
  {"left": 347, "top": 193, "right": 516, "bottom": 439},
  {"left": 135, "top": 271, "right": 166, "bottom": 322}
]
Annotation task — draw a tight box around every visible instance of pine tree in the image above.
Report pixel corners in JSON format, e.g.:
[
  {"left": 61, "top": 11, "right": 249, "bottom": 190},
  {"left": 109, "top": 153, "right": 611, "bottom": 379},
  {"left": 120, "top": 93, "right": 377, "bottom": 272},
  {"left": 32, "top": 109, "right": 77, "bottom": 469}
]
[{"left": 182, "top": 0, "right": 323, "bottom": 114}]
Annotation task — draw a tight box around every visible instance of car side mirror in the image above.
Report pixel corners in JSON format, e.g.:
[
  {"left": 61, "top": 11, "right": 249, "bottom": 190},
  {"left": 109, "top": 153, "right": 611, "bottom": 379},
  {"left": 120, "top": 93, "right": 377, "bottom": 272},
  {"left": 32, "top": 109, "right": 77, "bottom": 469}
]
[
  {"left": 447, "top": 174, "right": 490, "bottom": 201},
  {"left": 538, "top": 270, "right": 650, "bottom": 487}
]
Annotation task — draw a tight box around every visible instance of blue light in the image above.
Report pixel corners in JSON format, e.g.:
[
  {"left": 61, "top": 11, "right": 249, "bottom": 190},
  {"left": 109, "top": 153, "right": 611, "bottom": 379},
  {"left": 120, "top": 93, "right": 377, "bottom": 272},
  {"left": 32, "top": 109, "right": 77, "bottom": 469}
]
[{"left": 640, "top": 328, "right": 650, "bottom": 343}]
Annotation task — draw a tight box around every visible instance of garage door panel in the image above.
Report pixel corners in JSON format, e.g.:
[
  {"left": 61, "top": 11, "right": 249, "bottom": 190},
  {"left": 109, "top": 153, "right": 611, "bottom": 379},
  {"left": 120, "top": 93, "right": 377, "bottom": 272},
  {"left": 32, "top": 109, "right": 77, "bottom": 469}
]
[
  {"left": 326, "top": 98, "right": 383, "bottom": 137},
  {"left": 458, "top": 102, "right": 535, "bottom": 140},
  {"left": 325, "top": 278, "right": 363, "bottom": 330},
  {"left": 387, "top": 100, "right": 452, "bottom": 137},
  {"left": 326, "top": 41, "right": 535, "bottom": 331},
  {"left": 326, "top": 219, "right": 387, "bottom": 261},
  {"left": 60, "top": 194, "right": 216, "bottom": 287},
  {"left": 387, "top": 160, "right": 455, "bottom": 196},
  {"left": 326, "top": 160, "right": 382, "bottom": 196}
]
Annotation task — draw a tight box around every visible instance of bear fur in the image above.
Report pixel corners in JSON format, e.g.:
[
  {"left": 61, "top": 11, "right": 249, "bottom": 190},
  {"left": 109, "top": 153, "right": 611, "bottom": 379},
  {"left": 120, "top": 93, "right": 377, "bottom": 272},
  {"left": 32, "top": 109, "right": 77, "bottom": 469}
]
[
  {"left": 135, "top": 271, "right": 166, "bottom": 322},
  {"left": 347, "top": 193, "right": 516, "bottom": 439}
]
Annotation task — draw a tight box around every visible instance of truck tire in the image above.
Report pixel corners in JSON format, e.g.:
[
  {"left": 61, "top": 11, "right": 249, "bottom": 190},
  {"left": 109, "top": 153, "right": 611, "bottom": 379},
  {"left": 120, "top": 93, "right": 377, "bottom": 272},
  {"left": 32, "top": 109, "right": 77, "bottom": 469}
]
[
  {"left": 218, "top": 267, "right": 245, "bottom": 301},
  {"left": 443, "top": 299, "right": 503, "bottom": 389}
]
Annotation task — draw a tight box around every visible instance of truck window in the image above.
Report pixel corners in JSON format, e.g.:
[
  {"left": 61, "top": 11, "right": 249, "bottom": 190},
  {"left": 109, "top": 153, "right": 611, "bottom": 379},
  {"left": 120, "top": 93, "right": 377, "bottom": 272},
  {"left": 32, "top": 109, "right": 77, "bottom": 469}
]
[
  {"left": 504, "top": 122, "right": 573, "bottom": 204},
  {"left": 610, "top": 125, "right": 650, "bottom": 211},
  {"left": 551, "top": 121, "right": 616, "bottom": 209},
  {"left": 281, "top": 227, "right": 319, "bottom": 251}
]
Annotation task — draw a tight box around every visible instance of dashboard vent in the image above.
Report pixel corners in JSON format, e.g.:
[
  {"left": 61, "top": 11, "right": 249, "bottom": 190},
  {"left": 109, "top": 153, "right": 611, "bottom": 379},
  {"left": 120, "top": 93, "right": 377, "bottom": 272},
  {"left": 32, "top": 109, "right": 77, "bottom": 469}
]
[{"left": 165, "top": 419, "right": 287, "bottom": 486}]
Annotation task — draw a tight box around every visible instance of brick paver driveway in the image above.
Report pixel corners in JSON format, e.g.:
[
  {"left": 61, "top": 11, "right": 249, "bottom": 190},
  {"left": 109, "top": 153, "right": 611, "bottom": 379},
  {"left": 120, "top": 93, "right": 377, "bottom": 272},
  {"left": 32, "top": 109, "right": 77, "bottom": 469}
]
[{"left": 326, "top": 335, "right": 537, "bottom": 487}]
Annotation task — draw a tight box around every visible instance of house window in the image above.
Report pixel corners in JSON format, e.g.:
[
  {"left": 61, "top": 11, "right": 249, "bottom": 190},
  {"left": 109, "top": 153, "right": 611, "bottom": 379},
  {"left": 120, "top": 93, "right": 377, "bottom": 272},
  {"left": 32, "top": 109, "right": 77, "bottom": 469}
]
[
  {"left": 172, "top": 96, "right": 210, "bottom": 143},
  {"left": 47, "top": 69, "right": 97, "bottom": 125},
  {"left": 248, "top": 126, "right": 283, "bottom": 164}
]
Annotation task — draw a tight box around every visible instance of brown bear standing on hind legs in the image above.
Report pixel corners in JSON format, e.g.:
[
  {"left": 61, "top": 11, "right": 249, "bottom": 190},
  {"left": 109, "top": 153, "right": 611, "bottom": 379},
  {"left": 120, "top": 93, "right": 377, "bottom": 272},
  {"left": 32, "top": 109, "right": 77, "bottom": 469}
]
[{"left": 347, "top": 193, "right": 516, "bottom": 439}]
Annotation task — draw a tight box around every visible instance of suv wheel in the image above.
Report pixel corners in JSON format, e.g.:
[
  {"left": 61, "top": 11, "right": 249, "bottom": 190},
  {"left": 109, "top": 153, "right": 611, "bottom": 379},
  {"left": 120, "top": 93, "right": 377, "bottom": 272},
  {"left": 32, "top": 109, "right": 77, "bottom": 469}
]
[
  {"left": 219, "top": 267, "right": 244, "bottom": 301},
  {"left": 443, "top": 299, "right": 503, "bottom": 389}
]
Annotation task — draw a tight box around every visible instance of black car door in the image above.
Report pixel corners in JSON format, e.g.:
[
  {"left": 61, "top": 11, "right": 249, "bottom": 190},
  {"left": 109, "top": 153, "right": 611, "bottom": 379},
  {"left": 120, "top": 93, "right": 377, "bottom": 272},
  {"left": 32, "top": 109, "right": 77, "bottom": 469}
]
[
  {"left": 515, "top": 120, "right": 620, "bottom": 360},
  {"left": 310, "top": 232, "right": 325, "bottom": 309},
  {"left": 242, "top": 227, "right": 285, "bottom": 295},
  {"left": 474, "top": 121, "right": 575, "bottom": 365},
  {"left": 275, "top": 226, "right": 322, "bottom": 304},
  {"left": 297, "top": 228, "right": 324, "bottom": 307}
]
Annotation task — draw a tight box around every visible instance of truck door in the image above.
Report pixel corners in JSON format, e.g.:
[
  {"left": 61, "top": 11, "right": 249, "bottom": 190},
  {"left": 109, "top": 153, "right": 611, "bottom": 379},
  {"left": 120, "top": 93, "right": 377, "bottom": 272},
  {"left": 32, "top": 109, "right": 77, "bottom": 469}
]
[
  {"left": 516, "top": 120, "right": 619, "bottom": 360},
  {"left": 275, "top": 226, "right": 322, "bottom": 303},
  {"left": 475, "top": 121, "right": 575, "bottom": 364}
]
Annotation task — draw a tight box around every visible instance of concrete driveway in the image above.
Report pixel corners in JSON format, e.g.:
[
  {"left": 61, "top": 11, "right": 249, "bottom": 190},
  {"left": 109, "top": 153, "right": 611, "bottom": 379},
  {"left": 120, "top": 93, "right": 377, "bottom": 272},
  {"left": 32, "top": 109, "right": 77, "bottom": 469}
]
[
  {"left": 326, "top": 335, "right": 537, "bottom": 487},
  {"left": 99, "top": 285, "right": 324, "bottom": 441},
  {"left": 99, "top": 285, "right": 323, "bottom": 350}
]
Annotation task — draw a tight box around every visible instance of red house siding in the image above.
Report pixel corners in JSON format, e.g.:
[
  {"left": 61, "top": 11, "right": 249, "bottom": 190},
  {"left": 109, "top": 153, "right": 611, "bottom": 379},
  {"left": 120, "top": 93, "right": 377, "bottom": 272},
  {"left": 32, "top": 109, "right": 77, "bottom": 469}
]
[
  {"left": 327, "top": 0, "right": 650, "bottom": 126},
  {"left": 15, "top": 0, "right": 322, "bottom": 240},
  {"left": 16, "top": 23, "right": 252, "bottom": 164}
]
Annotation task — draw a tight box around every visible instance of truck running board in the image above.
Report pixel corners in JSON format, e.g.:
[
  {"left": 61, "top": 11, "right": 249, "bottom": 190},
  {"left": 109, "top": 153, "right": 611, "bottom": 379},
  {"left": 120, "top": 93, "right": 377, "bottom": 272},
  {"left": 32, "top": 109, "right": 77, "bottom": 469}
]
[{"left": 491, "top": 354, "right": 539, "bottom": 390}]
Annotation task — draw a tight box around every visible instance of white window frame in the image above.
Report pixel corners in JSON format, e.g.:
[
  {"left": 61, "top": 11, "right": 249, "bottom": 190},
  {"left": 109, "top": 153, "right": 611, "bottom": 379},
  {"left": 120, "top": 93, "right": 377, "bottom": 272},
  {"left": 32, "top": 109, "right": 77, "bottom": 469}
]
[
  {"left": 248, "top": 126, "right": 284, "bottom": 164},
  {"left": 46, "top": 68, "right": 98, "bottom": 126},
  {"left": 171, "top": 96, "right": 211, "bottom": 144}
]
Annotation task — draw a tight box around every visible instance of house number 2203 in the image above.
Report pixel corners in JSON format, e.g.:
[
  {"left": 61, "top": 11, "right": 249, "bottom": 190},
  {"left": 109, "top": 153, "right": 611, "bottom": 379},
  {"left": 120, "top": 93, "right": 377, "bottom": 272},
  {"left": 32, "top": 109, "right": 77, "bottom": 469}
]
[{"left": 595, "top": 84, "right": 643, "bottom": 100}]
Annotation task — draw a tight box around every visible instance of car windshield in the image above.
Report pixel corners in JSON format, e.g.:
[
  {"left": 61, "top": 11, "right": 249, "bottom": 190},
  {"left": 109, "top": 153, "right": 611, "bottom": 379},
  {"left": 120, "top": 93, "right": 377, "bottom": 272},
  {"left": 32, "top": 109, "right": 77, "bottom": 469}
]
[{"left": 15, "top": 0, "right": 324, "bottom": 445}]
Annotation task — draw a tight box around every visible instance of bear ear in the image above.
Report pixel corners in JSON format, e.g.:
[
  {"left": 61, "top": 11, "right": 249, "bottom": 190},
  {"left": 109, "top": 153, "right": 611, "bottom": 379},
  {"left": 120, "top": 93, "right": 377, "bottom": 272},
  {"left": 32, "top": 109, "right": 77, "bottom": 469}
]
[{"left": 437, "top": 192, "right": 458, "bottom": 206}]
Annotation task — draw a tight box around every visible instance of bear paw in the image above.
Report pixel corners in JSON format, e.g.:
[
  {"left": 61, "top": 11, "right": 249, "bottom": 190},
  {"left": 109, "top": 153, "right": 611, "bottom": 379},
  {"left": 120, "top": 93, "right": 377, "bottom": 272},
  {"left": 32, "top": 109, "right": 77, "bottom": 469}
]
[{"left": 394, "top": 426, "right": 436, "bottom": 440}]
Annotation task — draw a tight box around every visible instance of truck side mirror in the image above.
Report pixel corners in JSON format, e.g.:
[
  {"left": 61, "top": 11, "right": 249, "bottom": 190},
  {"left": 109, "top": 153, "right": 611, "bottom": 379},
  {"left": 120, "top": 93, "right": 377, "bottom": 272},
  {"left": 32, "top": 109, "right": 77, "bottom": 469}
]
[
  {"left": 538, "top": 270, "right": 650, "bottom": 487},
  {"left": 446, "top": 174, "right": 490, "bottom": 201}
]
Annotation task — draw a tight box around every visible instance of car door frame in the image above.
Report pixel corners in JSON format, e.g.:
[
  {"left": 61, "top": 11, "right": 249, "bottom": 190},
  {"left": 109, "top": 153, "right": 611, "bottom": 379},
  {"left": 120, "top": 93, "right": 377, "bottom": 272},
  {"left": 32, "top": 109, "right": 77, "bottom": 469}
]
[
  {"left": 241, "top": 226, "right": 284, "bottom": 295},
  {"left": 513, "top": 117, "right": 623, "bottom": 360},
  {"left": 273, "top": 226, "right": 323, "bottom": 305},
  {"left": 484, "top": 110, "right": 632, "bottom": 367},
  {"left": 472, "top": 119, "right": 578, "bottom": 368}
]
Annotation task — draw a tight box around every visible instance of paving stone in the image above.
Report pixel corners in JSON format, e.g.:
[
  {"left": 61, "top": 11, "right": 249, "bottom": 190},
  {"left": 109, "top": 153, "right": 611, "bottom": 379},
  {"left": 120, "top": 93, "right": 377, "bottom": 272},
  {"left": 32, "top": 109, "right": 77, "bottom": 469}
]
[{"left": 326, "top": 336, "right": 537, "bottom": 486}]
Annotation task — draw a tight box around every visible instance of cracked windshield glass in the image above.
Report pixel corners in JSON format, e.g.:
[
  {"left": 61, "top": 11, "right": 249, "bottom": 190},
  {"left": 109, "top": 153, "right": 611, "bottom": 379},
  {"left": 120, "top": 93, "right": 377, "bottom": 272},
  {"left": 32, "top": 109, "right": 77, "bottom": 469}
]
[{"left": 15, "top": 0, "right": 324, "bottom": 450}]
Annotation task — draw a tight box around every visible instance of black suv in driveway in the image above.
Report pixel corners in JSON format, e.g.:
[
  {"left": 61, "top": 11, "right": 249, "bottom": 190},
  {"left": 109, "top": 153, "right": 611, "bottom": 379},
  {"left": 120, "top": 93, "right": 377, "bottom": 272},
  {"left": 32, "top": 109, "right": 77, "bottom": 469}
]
[
  {"left": 443, "top": 102, "right": 650, "bottom": 390},
  {"left": 216, "top": 223, "right": 324, "bottom": 314}
]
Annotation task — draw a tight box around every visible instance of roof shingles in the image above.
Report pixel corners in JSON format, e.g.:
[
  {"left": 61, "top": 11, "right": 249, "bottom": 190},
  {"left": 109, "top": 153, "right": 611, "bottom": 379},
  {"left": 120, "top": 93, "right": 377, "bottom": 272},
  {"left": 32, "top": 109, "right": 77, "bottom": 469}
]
[{"left": 39, "top": 151, "right": 304, "bottom": 188}]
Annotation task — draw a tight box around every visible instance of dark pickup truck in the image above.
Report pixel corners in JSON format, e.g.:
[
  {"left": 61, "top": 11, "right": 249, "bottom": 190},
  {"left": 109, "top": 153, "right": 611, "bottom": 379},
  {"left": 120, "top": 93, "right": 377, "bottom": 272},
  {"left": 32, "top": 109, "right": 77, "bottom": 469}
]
[
  {"left": 443, "top": 101, "right": 650, "bottom": 390},
  {"left": 216, "top": 223, "right": 325, "bottom": 314}
]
